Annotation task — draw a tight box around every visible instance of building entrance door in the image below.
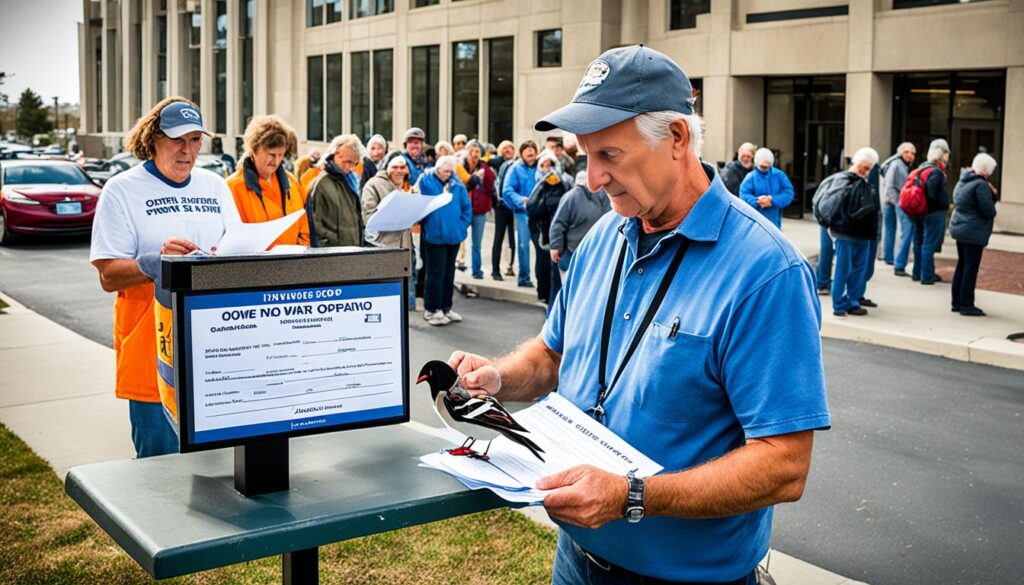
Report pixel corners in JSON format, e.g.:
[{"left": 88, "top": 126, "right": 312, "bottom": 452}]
[
  {"left": 951, "top": 119, "right": 1001, "bottom": 186},
  {"left": 803, "top": 122, "right": 845, "bottom": 219}
]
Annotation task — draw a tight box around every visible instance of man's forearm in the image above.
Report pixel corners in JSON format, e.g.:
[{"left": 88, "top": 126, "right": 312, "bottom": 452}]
[
  {"left": 646, "top": 431, "right": 813, "bottom": 519},
  {"left": 493, "top": 336, "right": 560, "bottom": 402},
  {"left": 92, "top": 259, "right": 151, "bottom": 292}
]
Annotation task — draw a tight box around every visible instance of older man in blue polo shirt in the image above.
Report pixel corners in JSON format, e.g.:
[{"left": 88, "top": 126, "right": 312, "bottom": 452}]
[{"left": 450, "top": 45, "right": 830, "bottom": 585}]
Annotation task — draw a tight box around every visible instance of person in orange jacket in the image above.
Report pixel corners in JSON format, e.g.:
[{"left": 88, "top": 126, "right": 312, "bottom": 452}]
[{"left": 226, "top": 114, "right": 310, "bottom": 248}]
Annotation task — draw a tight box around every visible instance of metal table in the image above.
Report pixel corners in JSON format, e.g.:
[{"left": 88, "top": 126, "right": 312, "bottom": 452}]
[{"left": 65, "top": 424, "right": 505, "bottom": 583}]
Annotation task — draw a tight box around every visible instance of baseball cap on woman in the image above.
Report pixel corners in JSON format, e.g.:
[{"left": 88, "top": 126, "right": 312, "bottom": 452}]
[{"left": 159, "top": 102, "right": 212, "bottom": 138}]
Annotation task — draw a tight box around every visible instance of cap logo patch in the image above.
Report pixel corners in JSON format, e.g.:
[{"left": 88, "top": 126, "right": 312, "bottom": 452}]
[
  {"left": 180, "top": 108, "right": 201, "bottom": 122},
  {"left": 578, "top": 60, "right": 610, "bottom": 91}
]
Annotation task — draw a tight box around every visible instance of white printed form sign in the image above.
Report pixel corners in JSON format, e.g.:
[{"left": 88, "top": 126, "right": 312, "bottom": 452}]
[{"left": 182, "top": 282, "right": 405, "bottom": 445}]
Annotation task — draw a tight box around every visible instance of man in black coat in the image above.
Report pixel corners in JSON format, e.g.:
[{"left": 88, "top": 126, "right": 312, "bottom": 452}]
[
  {"left": 719, "top": 142, "right": 756, "bottom": 195},
  {"left": 823, "top": 148, "right": 880, "bottom": 317}
]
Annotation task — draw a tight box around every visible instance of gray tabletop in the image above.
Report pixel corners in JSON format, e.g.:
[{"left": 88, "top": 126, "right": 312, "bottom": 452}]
[{"left": 65, "top": 424, "right": 506, "bottom": 579}]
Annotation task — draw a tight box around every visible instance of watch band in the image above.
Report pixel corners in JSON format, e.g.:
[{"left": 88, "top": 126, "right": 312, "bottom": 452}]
[{"left": 625, "top": 470, "right": 645, "bottom": 523}]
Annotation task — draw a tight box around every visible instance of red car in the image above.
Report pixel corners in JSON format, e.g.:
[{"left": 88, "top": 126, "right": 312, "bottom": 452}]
[{"left": 0, "top": 159, "right": 102, "bottom": 244}]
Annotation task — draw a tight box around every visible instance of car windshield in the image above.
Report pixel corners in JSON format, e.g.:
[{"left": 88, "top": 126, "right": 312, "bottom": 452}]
[{"left": 3, "top": 164, "right": 93, "bottom": 186}]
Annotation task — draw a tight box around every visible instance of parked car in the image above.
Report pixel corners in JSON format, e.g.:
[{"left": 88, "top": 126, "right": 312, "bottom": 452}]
[
  {"left": 0, "top": 160, "right": 102, "bottom": 244},
  {"left": 83, "top": 157, "right": 136, "bottom": 186},
  {"left": 196, "top": 153, "right": 231, "bottom": 177}
]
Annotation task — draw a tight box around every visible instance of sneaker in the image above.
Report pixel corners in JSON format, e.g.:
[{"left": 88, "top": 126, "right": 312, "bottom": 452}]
[
  {"left": 920, "top": 279, "right": 936, "bottom": 285},
  {"left": 491, "top": 272, "right": 504, "bottom": 281},
  {"left": 518, "top": 280, "right": 534, "bottom": 288},
  {"left": 817, "top": 286, "right": 830, "bottom": 296},
  {"left": 456, "top": 262, "right": 468, "bottom": 272},
  {"left": 472, "top": 273, "right": 484, "bottom": 280},
  {"left": 858, "top": 297, "right": 877, "bottom": 308},
  {"left": 959, "top": 306, "right": 986, "bottom": 317},
  {"left": 458, "top": 283, "right": 479, "bottom": 298},
  {"left": 505, "top": 266, "right": 515, "bottom": 277},
  {"left": 832, "top": 311, "right": 847, "bottom": 318},
  {"left": 848, "top": 307, "right": 868, "bottom": 316},
  {"left": 894, "top": 269, "right": 910, "bottom": 277},
  {"left": 444, "top": 310, "right": 463, "bottom": 322},
  {"left": 934, "top": 274, "right": 943, "bottom": 282},
  {"left": 951, "top": 306, "right": 961, "bottom": 313},
  {"left": 426, "top": 311, "right": 450, "bottom": 326},
  {"left": 423, "top": 310, "right": 432, "bottom": 322}
]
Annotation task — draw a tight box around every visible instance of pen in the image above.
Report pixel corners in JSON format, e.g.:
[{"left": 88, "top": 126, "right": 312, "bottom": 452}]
[{"left": 668, "top": 317, "right": 680, "bottom": 340}]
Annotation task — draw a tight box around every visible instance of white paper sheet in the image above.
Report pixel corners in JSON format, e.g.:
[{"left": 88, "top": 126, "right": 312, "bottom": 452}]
[
  {"left": 214, "top": 209, "right": 307, "bottom": 255},
  {"left": 365, "top": 190, "right": 452, "bottom": 233},
  {"left": 420, "top": 393, "right": 662, "bottom": 504}
]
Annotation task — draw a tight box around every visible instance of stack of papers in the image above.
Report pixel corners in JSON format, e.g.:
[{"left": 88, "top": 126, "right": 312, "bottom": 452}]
[
  {"left": 365, "top": 190, "right": 452, "bottom": 232},
  {"left": 215, "top": 209, "right": 308, "bottom": 255},
  {"left": 420, "top": 393, "right": 662, "bottom": 504}
]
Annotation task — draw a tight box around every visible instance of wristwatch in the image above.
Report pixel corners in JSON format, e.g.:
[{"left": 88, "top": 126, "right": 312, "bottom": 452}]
[{"left": 625, "top": 470, "right": 645, "bottom": 523}]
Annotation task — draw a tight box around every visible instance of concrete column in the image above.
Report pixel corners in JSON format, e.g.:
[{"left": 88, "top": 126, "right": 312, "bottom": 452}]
[
  {"left": 226, "top": 0, "right": 239, "bottom": 140},
  {"left": 844, "top": 72, "right": 892, "bottom": 158},
  {"left": 253, "top": 0, "right": 269, "bottom": 116},
  {"left": 201, "top": 0, "right": 215, "bottom": 117},
  {"left": 78, "top": 4, "right": 93, "bottom": 134},
  {"left": 704, "top": 76, "right": 763, "bottom": 166},
  {"left": 121, "top": 0, "right": 135, "bottom": 127},
  {"left": 996, "top": 66, "right": 1024, "bottom": 234},
  {"left": 167, "top": 0, "right": 182, "bottom": 96},
  {"left": 140, "top": 0, "right": 154, "bottom": 111},
  {"left": 100, "top": 0, "right": 112, "bottom": 134}
]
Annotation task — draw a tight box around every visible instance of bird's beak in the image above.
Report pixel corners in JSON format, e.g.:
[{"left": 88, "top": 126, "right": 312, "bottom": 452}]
[{"left": 416, "top": 374, "right": 429, "bottom": 384}]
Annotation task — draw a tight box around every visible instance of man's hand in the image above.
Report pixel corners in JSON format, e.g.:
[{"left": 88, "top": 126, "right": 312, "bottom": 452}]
[
  {"left": 886, "top": 196, "right": 896, "bottom": 205},
  {"left": 550, "top": 249, "right": 561, "bottom": 264},
  {"left": 161, "top": 238, "right": 200, "bottom": 256},
  {"left": 537, "top": 465, "right": 628, "bottom": 529},
  {"left": 449, "top": 350, "right": 501, "bottom": 396}
]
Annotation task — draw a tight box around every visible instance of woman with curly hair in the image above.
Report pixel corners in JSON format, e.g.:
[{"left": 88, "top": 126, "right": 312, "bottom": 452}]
[
  {"left": 226, "top": 114, "right": 309, "bottom": 248},
  {"left": 89, "top": 97, "right": 240, "bottom": 458}
]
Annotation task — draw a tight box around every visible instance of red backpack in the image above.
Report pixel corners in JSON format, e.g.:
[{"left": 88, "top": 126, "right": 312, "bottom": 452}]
[{"left": 899, "top": 165, "right": 935, "bottom": 217}]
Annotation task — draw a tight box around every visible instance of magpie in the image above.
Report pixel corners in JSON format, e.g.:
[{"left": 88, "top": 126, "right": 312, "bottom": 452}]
[{"left": 416, "top": 360, "right": 545, "bottom": 462}]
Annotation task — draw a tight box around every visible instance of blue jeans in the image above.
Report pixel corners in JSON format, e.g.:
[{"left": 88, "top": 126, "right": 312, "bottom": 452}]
[
  {"left": 552, "top": 531, "right": 756, "bottom": 585},
  {"left": 912, "top": 211, "right": 945, "bottom": 282},
  {"left": 129, "top": 400, "right": 179, "bottom": 458},
  {"left": 894, "top": 206, "right": 914, "bottom": 271},
  {"left": 831, "top": 238, "right": 870, "bottom": 314},
  {"left": 470, "top": 213, "right": 487, "bottom": 277},
  {"left": 866, "top": 236, "right": 878, "bottom": 283},
  {"left": 514, "top": 212, "right": 533, "bottom": 285},
  {"left": 816, "top": 226, "right": 834, "bottom": 289},
  {"left": 882, "top": 202, "right": 897, "bottom": 264},
  {"left": 409, "top": 247, "right": 417, "bottom": 310}
]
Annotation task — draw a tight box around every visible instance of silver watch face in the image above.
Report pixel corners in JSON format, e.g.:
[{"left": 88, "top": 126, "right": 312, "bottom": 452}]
[{"left": 626, "top": 506, "right": 644, "bottom": 522}]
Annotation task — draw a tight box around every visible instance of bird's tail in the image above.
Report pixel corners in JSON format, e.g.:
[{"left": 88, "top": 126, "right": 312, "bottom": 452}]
[{"left": 505, "top": 431, "right": 546, "bottom": 463}]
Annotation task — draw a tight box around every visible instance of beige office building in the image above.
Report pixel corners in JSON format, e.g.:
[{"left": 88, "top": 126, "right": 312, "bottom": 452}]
[{"left": 78, "top": 0, "right": 1024, "bottom": 232}]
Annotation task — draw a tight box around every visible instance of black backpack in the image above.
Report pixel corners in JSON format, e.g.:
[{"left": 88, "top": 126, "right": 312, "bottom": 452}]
[{"left": 812, "top": 172, "right": 857, "bottom": 228}]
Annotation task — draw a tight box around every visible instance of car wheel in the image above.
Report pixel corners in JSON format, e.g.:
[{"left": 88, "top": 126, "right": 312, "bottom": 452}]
[{"left": 0, "top": 212, "right": 17, "bottom": 245}]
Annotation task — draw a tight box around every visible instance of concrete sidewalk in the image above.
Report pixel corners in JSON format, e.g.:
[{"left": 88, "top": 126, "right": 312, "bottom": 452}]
[
  {"left": 0, "top": 291, "right": 866, "bottom": 585},
  {"left": 455, "top": 216, "right": 1024, "bottom": 371}
]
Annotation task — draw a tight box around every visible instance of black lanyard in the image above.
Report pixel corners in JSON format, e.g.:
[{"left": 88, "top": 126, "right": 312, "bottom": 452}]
[{"left": 591, "top": 234, "right": 691, "bottom": 422}]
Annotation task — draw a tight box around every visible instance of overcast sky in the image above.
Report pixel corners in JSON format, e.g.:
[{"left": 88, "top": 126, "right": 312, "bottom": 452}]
[{"left": 0, "top": 0, "right": 83, "bottom": 105}]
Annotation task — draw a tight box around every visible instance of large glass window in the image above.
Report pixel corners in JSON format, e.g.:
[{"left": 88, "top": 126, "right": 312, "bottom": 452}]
[
  {"left": 414, "top": 0, "right": 439, "bottom": 6},
  {"left": 351, "top": 51, "right": 371, "bottom": 141},
  {"left": 487, "top": 37, "right": 514, "bottom": 143},
  {"left": 326, "top": 53, "right": 343, "bottom": 138},
  {"left": 373, "top": 50, "right": 394, "bottom": 140},
  {"left": 669, "top": 0, "right": 711, "bottom": 30},
  {"left": 327, "top": 0, "right": 343, "bottom": 23},
  {"left": 239, "top": 0, "right": 254, "bottom": 129},
  {"left": 214, "top": 0, "right": 227, "bottom": 133},
  {"left": 452, "top": 41, "right": 479, "bottom": 138},
  {"left": 186, "top": 9, "right": 201, "bottom": 106},
  {"left": 892, "top": 71, "right": 1005, "bottom": 187},
  {"left": 536, "top": 29, "right": 561, "bottom": 68},
  {"left": 411, "top": 45, "right": 439, "bottom": 143},
  {"left": 350, "top": 0, "right": 393, "bottom": 19},
  {"left": 156, "top": 14, "right": 167, "bottom": 101},
  {"left": 764, "top": 76, "right": 846, "bottom": 218},
  {"left": 308, "top": 55, "right": 324, "bottom": 141},
  {"left": 307, "top": 0, "right": 324, "bottom": 26}
]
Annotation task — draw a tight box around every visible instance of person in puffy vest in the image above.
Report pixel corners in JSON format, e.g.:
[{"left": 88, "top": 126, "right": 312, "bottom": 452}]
[
  {"left": 738, "top": 148, "right": 794, "bottom": 228},
  {"left": 950, "top": 153, "right": 999, "bottom": 316},
  {"left": 817, "top": 148, "right": 880, "bottom": 317},
  {"left": 911, "top": 139, "right": 950, "bottom": 285}
]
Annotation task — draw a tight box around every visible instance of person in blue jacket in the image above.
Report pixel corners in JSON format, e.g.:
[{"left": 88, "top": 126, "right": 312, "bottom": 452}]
[
  {"left": 738, "top": 148, "right": 795, "bottom": 229},
  {"left": 415, "top": 155, "right": 472, "bottom": 326},
  {"left": 501, "top": 140, "right": 540, "bottom": 287}
]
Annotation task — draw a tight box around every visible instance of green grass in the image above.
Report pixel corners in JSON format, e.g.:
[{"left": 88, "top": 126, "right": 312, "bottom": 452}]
[{"left": 0, "top": 424, "right": 557, "bottom": 584}]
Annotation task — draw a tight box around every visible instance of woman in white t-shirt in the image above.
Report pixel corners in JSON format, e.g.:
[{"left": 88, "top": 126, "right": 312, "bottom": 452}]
[{"left": 89, "top": 97, "right": 240, "bottom": 458}]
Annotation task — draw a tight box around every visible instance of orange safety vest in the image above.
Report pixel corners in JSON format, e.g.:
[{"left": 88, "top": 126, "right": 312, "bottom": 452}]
[
  {"left": 226, "top": 166, "right": 310, "bottom": 248},
  {"left": 300, "top": 166, "right": 322, "bottom": 194},
  {"left": 113, "top": 283, "right": 160, "bottom": 402}
]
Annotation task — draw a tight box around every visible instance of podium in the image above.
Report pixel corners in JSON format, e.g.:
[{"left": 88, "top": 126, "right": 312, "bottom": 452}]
[{"left": 159, "top": 248, "right": 412, "bottom": 496}]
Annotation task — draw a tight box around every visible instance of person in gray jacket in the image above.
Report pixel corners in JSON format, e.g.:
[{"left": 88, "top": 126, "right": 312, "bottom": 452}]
[
  {"left": 362, "top": 152, "right": 416, "bottom": 311},
  {"left": 949, "top": 153, "right": 999, "bottom": 317},
  {"left": 549, "top": 170, "right": 611, "bottom": 282},
  {"left": 881, "top": 142, "right": 916, "bottom": 274}
]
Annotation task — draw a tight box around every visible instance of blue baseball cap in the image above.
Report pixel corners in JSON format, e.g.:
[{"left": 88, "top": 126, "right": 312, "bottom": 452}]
[
  {"left": 159, "top": 102, "right": 211, "bottom": 138},
  {"left": 535, "top": 45, "right": 693, "bottom": 136}
]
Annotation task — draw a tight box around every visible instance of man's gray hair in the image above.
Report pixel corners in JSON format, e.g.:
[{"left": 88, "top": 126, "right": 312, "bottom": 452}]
[
  {"left": 851, "top": 147, "right": 880, "bottom": 167},
  {"left": 633, "top": 111, "right": 704, "bottom": 157},
  {"left": 737, "top": 142, "right": 757, "bottom": 156},
  {"left": 971, "top": 152, "right": 998, "bottom": 176},
  {"left": 320, "top": 134, "right": 364, "bottom": 167},
  {"left": 927, "top": 138, "right": 950, "bottom": 163},
  {"left": 897, "top": 142, "right": 916, "bottom": 156},
  {"left": 434, "top": 154, "right": 457, "bottom": 173}
]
